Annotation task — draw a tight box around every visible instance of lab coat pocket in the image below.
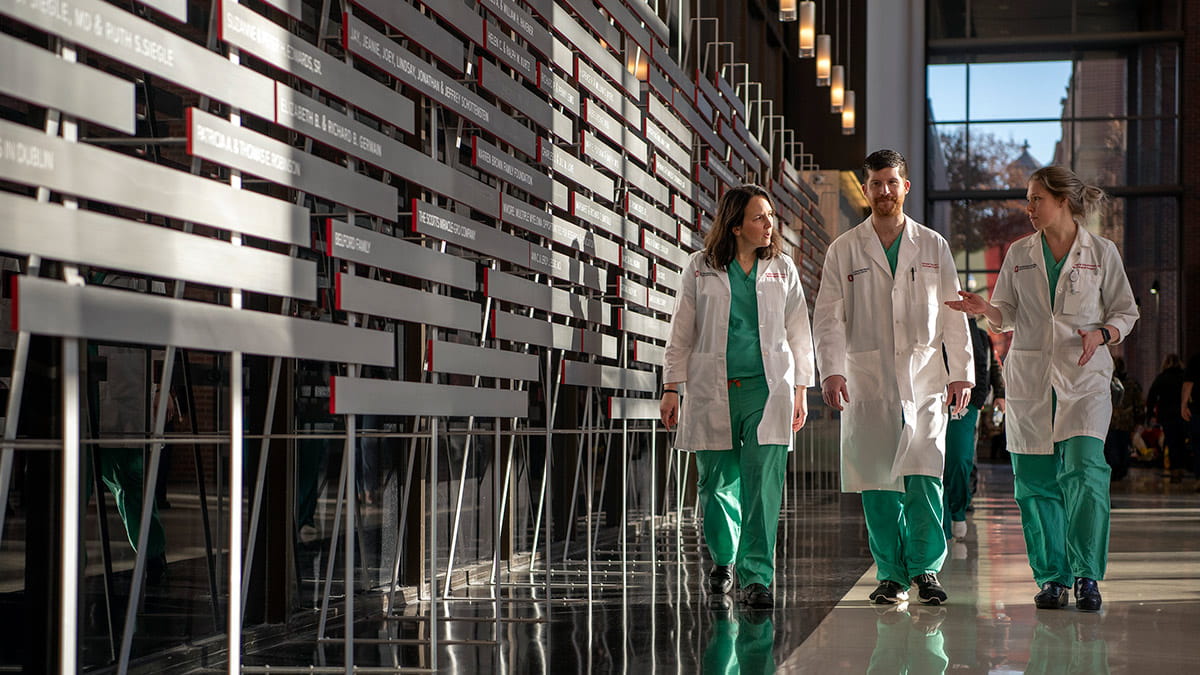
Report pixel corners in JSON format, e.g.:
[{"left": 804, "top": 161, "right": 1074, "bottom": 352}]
[
  {"left": 845, "top": 349, "right": 884, "bottom": 402},
  {"left": 911, "top": 270, "right": 940, "bottom": 344},
  {"left": 1004, "top": 349, "right": 1047, "bottom": 401}
]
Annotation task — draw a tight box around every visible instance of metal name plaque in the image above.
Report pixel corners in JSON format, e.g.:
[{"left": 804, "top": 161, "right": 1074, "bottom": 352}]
[
  {"left": 537, "top": 63, "right": 580, "bottom": 116},
  {"left": 492, "top": 309, "right": 580, "bottom": 351},
  {"left": 331, "top": 377, "right": 527, "bottom": 417},
  {"left": 472, "top": 136, "right": 552, "bottom": 202},
  {"left": 608, "top": 397, "right": 658, "bottom": 420},
  {"left": 477, "top": 58, "right": 553, "bottom": 132},
  {"left": 256, "top": 0, "right": 304, "bottom": 19},
  {"left": 583, "top": 99, "right": 648, "bottom": 166},
  {"left": 483, "top": 20, "right": 537, "bottom": 83},
  {"left": 484, "top": 268, "right": 552, "bottom": 312},
  {"left": 345, "top": 14, "right": 536, "bottom": 157},
  {"left": 352, "top": 0, "right": 465, "bottom": 73},
  {"left": 336, "top": 272, "right": 481, "bottom": 332},
  {"left": 618, "top": 276, "right": 648, "bottom": 307},
  {"left": 0, "top": 193, "right": 316, "bottom": 300},
  {"left": 188, "top": 108, "right": 398, "bottom": 220},
  {"left": 420, "top": 0, "right": 484, "bottom": 47},
  {"left": 561, "top": 360, "right": 656, "bottom": 392},
  {"left": 136, "top": 0, "right": 186, "bottom": 22},
  {"left": 714, "top": 72, "right": 747, "bottom": 122},
  {"left": 551, "top": 108, "right": 573, "bottom": 143},
  {"left": 326, "top": 219, "right": 476, "bottom": 291},
  {"left": 551, "top": 214, "right": 620, "bottom": 266},
  {"left": 412, "top": 199, "right": 529, "bottom": 267},
  {"left": 594, "top": 0, "right": 651, "bottom": 54},
  {"left": 220, "top": 1, "right": 414, "bottom": 134},
  {"left": 706, "top": 150, "right": 740, "bottom": 190},
  {"left": 579, "top": 130, "right": 624, "bottom": 180},
  {"left": 575, "top": 58, "right": 642, "bottom": 129},
  {"left": 499, "top": 193, "right": 553, "bottom": 239},
  {"left": 539, "top": 141, "right": 614, "bottom": 202},
  {"left": 0, "top": 32, "right": 135, "bottom": 133},
  {"left": 633, "top": 339, "right": 665, "bottom": 366},
  {"left": 622, "top": 159, "right": 670, "bottom": 208},
  {"left": 1, "top": 0, "right": 274, "bottom": 120},
  {"left": 0, "top": 118, "right": 309, "bottom": 247},
  {"left": 622, "top": 248, "right": 648, "bottom": 279},
  {"left": 642, "top": 229, "right": 686, "bottom": 268},
  {"left": 646, "top": 287, "right": 673, "bottom": 314},
  {"left": 653, "top": 263, "right": 681, "bottom": 291},
  {"left": 672, "top": 194, "right": 694, "bottom": 222},
  {"left": 427, "top": 339, "right": 540, "bottom": 381},
  {"left": 653, "top": 153, "right": 690, "bottom": 193},
  {"left": 529, "top": 248, "right": 607, "bottom": 292},
  {"left": 625, "top": 192, "right": 670, "bottom": 235},
  {"left": 478, "top": 0, "right": 551, "bottom": 58},
  {"left": 619, "top": 308, "right": 671, "bottom": 341},
  {"left": 16, "top": 276, "right": 393, "bottom": 365},
  {"left": 275, "top": 83, "right": 414, "bottom": 176},
  {"left": 643, "top": 116, "right": 689, "bottom": 173},
  {"left": 646, "top": 92, "right": 692, "bottom": 147},
  {"left": 569, "top": 190, "right": 622, "bottom": 240},
  {"left": 623, "top": 0, "right": 669, "bottom": 42},
  {"left": 555, "top": 0, "right": 620, "bottom": 56},
  {"left": 580, "top": 328, "right": 618, "bottom": 359}
]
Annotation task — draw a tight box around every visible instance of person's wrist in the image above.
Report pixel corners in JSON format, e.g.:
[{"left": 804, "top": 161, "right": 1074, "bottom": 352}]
[{"left": 663, "top": 388, "right": 679, "bottom": 395}]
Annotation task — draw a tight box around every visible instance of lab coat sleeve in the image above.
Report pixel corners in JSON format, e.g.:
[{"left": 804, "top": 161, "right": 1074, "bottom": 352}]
[
  {"left": 1099, "top": 238, "right": 1138, "bottom": 344},
  {"left": 784, "top": 257, "right": 816, "bottom": 387},
  {"left": 812, "top": 245, "right": 847, "bottom": 383},
  {"left": 939, "top": 238, "right": 974, "bottom": 384},
  {"left": 988, "top": 246, "right": 1019, "bottom": 333},
  {"left": 664, "top": 254, "right": 699, "bottom": 385}
]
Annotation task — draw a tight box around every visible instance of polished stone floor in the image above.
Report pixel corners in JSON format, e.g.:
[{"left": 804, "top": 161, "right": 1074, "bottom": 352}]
[{"left": 232, "top": 462, "right": 1200, "bottom": 673}]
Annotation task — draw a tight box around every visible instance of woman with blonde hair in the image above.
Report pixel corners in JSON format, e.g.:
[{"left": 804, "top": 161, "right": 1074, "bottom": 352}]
[{"left": 947, "top": 166, "right": 1138, "bottom": 611}]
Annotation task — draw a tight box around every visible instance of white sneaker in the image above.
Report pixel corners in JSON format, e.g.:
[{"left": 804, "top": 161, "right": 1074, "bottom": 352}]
[{"left": 951, "top": 520, "right": 967, "bottom": 540}]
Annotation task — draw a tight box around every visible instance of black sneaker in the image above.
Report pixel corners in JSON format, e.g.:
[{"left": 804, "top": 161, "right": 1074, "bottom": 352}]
[
  {"left": 708, "top": 565, "right": 734, "bottom": 595},
  {"left": 1074, "top": 577, "right": 1102, "bottom": 612},
  {"left": 912, "top": 573, "right": 948, "bottom": 605},
  {"left": 743, "top": 583, "right": 773, "bottom": 609},
  {"left": 1034, "top": 581, "right": 1070, "bottom": 609},
  {"left": 869, "top": 580, "right": 909, "bottom": 604}
]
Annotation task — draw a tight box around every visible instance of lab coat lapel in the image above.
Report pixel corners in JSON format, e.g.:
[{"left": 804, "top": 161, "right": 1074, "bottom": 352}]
[
  {"left": 855, "top": 218, "right": 894, "bottom": 278},
  {"left": 894, "top": 217, "right": 919, "bottom": 281}
]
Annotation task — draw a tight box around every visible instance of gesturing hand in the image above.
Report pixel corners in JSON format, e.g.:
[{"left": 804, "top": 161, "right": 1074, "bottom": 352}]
[
  {"left": 944, "top": 290, "right": 989, "bottom": 316},
  {"left": 1077, "top": 328, "right": 1106, "bottom": 366}
]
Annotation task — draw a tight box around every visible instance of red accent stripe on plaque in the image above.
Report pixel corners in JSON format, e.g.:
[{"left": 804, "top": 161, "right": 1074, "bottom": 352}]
[{"left": 328, "top": 376, "right": 337, "bottom": 415}]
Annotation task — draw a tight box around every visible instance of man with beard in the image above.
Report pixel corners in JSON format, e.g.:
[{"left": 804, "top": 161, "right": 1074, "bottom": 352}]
[{"left": 813, "top": 150, "right": 974, "bottom": 605}]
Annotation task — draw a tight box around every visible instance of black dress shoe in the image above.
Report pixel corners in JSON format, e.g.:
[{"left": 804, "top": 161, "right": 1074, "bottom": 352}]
[
  {"left": 708, "top": 565, "right": 734, "bottom": 594},
  {"left": 1074, "top": 578, "right": 1102, "bottom": 611},
  {"left": 1034, "top": 581, "right": 1070, "bottom": 609},
  {"left": 743, "top": 583, "right": 773, "bottom": 609}
]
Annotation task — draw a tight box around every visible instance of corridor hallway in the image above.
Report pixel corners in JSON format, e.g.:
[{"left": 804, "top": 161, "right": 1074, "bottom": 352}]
[{"left": 231, "top": 462, "right": 1200, "bottom": 673}]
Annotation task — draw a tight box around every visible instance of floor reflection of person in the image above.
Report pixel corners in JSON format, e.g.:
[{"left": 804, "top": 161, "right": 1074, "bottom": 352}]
[
  {"left": 1026, "top": 611, "right": 1109, "bottom": 675},
  {"left": 661, "top": 184, "right": 815, "bottom": 610},
  {"left": 702, "top": 610, "right": 775, "bottom": 675},
  {"left": 946, "top": 166, "right": 1138, "bottom": 612},
  {"left": 866, "top": 605, "right": 949, "bottom": 675}
]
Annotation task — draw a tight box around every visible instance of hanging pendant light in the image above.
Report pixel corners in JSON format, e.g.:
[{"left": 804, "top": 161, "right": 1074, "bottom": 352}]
[
  {"left": 830, "top": 65, "right": 845, "bottom": 112},
  {"left": 780, "top": 0, "right": 797, "bottom": 22},
  {"left": 815, "top": 34, "right": 831, "bottom": 85},
  {"left": 798, "top": 2, "right": 816, "bottom": 56},
  {"left": 841, "top": 90, "right": 856, "bottom": 135}
]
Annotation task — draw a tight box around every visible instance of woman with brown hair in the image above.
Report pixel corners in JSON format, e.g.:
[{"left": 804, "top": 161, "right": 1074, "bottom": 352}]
[
  {"left": 661, "top": 184, "right": 815, "bottom": 609},
  {"left": 947, "top": 165, "right": 1138, "bottom": 611}
]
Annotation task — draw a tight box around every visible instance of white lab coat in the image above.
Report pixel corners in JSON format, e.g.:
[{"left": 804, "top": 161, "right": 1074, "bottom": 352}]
[
  {"left": 988, "top": 228, "right": 1138, "bottom": 454},
  {"left": 664, "top": 252, "right": 816, "bottom": 451},
  {"left": 813, "top": 217, "right": 974, "bottom": 492}
]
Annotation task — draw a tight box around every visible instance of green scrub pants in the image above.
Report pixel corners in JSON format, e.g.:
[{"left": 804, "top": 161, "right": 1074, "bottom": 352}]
[
  {"left": 1011, "top": 435, "right": 1109, "bottom": 586},
  {"left": 862, "top": 475, "right": 947, "bottom": 587},
  {"left": 694, "top": 376, "right": 789, "bottom": 589},
  {"left": 942, "top": 405, "right": 980, "bottom": 538},
  {"left": 867, "top": 612, "right": 949, "bottom": 675}
]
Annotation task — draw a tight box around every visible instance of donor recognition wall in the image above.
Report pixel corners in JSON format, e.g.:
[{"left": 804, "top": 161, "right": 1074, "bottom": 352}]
[{"left": 1, "top": 0, "right": 827, "bottom": 423}]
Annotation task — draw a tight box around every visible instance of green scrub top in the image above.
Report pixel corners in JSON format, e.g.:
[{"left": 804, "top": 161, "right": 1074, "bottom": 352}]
[
  {"left": 726, "top": 259, "right": 765, "bottom": 379},
  {"left": 1041, "top": 235, "right": 1068, "bottom": 311},
  {"left": 883, "top": 232, "right": 902, "bottom": 276}
]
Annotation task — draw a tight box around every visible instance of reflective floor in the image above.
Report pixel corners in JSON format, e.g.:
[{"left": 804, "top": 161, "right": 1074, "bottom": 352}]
[{"left": 234, "top": 461, "right": 1200, "bottom": 673}]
